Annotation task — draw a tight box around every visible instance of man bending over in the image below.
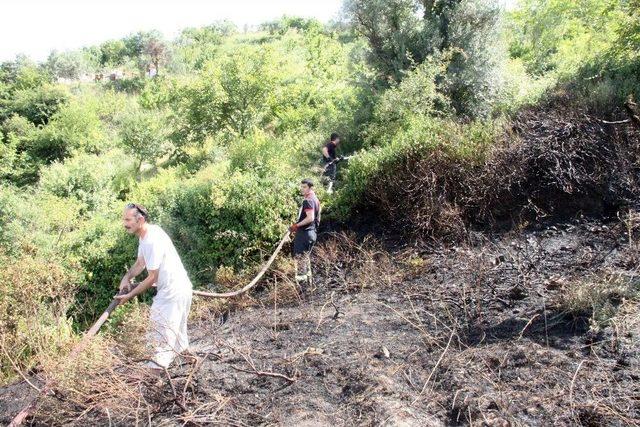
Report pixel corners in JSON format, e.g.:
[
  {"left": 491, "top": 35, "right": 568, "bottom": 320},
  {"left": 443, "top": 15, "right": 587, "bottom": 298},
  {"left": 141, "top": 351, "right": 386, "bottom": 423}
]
[{"left": 116, "top": 203, "right": 193, "bottom": 371}]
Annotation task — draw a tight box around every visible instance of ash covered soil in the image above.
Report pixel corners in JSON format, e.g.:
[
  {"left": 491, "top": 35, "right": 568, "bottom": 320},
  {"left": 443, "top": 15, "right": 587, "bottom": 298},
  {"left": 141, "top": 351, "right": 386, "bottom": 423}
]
[
  {"left": 4, "top": 218, "right": 638, "bottom": 426},
  {"left": 173, "top": 220, "right": 639, "bottom": 426}
]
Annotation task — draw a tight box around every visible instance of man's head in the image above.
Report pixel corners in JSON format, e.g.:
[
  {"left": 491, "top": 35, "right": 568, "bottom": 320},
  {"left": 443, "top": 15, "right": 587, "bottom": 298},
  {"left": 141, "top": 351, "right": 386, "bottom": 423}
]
[
  {"left": 122, "top": 203, "right": 149, "bottom": 235},
  {"left": 330, "top": 132, "right": 340, "bottom": 145},
  {"left": 300, "top": 178, "right": 314, "bottom": 196}
]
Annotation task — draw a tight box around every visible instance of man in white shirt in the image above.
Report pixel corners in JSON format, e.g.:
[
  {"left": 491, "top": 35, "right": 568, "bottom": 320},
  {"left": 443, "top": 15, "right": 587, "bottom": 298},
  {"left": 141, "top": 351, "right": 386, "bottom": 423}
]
[{"left": 116, "top": 203, "right": 193, "bottom": 371}]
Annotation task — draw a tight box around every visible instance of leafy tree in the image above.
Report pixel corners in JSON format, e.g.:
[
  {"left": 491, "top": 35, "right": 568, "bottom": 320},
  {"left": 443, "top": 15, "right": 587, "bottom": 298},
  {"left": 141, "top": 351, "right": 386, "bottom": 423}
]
[
  {"left": 261, "top": 16, "right": 324, "bottom": 35},
  {"left": 345, "top": 0, "right": 504, "bottom": 117},
  {"left": 612, "top": 0, "right": 640, "bottom": 63},
  {"left": 122, "top": 30, "right": 169, "bottom": 75},
  {"left": 142, "top": 37, "right": 168, "bottom": 75},
  {"left": 172, "top": 46, "right": 277, "bottom": 142},
  {"left": 1, "top": 83, "right": 68, "bottom": 125},
  {"left": 99, "top": 39, "right": 128, "bottom": 67},
  {"left": 507, "top": 0, "right": 623, "bottom": 76},
  {"left": 345, "top": 0, "right": 426, "bottom": 82},
  {"left": 175, "top": 22, "right": 236, "bottom": 70},
  {"left": 30, "top": 99, "right": 108, "bottom": 163},
  {"left": 118, "top": 108, "right": 172, "bottom": 173},
  {"left": 45, "top": 50, "right": 92, "bottom": 79}
]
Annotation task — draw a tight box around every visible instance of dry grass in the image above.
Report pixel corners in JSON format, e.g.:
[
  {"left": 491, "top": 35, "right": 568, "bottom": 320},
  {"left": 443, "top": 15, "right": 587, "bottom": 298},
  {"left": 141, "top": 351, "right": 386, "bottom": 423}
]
[
  {"left": 34, "top": 338, "right": 161, "bottom": 426},
  {"left": 557, "top": 273, "right": 639, "bottom": 330},
  {"left": 0, "top": 253, "right": 78, "bottom": 385},
  {"left": 354, "top": 99, "right": 640, "bottom": 240},
  {"left": 313, "top": 232, "right": 406, "bottom": 293}
]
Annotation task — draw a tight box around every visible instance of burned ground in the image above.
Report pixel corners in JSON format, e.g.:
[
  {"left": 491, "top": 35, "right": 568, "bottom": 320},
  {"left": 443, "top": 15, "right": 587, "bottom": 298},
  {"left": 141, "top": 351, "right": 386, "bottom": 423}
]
[{"left": 3, "top": 216, "right": 637, "bottom": 426}]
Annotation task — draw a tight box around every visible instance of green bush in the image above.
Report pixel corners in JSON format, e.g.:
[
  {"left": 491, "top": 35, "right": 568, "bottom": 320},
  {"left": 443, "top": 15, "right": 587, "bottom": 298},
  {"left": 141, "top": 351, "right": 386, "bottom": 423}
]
[
  {"left": 0, "top": 114, "right": 40, "bottom": 183},
  {"left": 332, "top": 116, "right": 495, "bottom": 220},
  {"left": 39, "top": 151, "right": 132, "bottom": 212},
  {"left": 131, "top": 164, "right": 298, "bottom": 284},
  {"left": 0, "top": 184, "right": 83, "bottom": 257},
  {"left": 507, "top": 0, "right": 622, "bottom": 76},
  {"left": 1, "top": 84, "right": 69, "bottom": 125},
  {"left": 104, "top": 76, "right": 147, "bottom": 93},
  {"left": 363, "top": 59, "right": 451, "bottom": 146},
  {"left": 31, "top": 99, "right": 110, "bottom": 163},
  {"left": 117, "top": 107, "right": 172, "bottom": 173}
]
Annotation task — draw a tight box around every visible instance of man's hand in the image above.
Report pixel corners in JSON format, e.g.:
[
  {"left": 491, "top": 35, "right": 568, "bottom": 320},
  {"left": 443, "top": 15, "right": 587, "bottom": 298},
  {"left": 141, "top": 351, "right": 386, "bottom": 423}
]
[
  {"left": 119, "top": 276, "right": 131, "bottom": 293},
  {"left": 115, "top": 292, "right": 133, "bottom": 305},
  {"left": 289, "top": 223, "right": 299, "bottom": 233}
]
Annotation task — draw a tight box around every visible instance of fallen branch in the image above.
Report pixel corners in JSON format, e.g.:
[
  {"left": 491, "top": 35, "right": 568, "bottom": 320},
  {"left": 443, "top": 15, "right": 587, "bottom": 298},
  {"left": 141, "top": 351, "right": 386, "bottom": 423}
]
[
  {"left": 518, "top": 313, "right": 540, "bottom": 340},
  {"left": 411, "top": 331, "right": 455, "bottom": 406},
  {"left": 569, "top": 359, "right": 586, "bottom": 419},
  {"left": 0, "top": 341, "right": 41, "bottom": 392},
  {"left": 599, "top": 118, "right": 630, "bottom": 125},
  {"left": 228, "top": 344, "right": 297, "bottom": 383},
  {"left": 230, "top": 364, "right": 297, "bottom": 383}
]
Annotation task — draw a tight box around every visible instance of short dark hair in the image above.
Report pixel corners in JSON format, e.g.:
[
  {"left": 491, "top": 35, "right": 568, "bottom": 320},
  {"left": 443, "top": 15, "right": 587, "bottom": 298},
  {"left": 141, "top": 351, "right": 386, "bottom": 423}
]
[
  {"left": 301, "top": 178, "right": 314, "bottom": 187},
  {"left": 330, "top": 132, "right": 339, "bottom": 142},
  {"left": 126, "top": 202, "right": 149, "bottom": 220}
]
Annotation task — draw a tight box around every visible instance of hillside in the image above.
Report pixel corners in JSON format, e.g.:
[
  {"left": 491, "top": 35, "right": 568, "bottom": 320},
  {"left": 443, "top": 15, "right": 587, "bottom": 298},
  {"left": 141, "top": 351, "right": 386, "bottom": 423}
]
[
  {"left": 1, "top": 215, "right": 638, "bottom": 425},
  {"left": 1, "top": 0, "right": 640, "bottom": 425}
]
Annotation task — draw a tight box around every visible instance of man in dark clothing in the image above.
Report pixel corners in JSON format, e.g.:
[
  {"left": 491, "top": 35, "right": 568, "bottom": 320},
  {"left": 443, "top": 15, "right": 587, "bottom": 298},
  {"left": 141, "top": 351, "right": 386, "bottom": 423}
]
[
  {"left": 289, "top": 178, "right": 321, "bottom": 288},
  {"left": 322, "top": 133, "right": 340, "bottom": 193}
]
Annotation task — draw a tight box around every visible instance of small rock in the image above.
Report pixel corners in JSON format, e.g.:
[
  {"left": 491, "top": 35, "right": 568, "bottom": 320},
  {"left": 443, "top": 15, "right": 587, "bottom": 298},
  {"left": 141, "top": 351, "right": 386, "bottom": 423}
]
[{"left": 382, "top": 346, "right": 390, "bottom": 358}]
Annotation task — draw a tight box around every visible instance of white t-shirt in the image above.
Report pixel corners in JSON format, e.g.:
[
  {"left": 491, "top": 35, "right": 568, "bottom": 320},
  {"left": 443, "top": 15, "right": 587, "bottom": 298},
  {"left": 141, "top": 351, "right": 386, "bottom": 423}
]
[{"left": 138, "top": 224, "right": 192, "bottom": 300}]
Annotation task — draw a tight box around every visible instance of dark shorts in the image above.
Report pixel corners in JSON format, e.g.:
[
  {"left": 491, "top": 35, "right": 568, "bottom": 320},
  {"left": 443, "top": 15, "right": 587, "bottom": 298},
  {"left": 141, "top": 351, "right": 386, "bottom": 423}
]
[
  {"left": 323, "top": 161, "right": 337, "bottom": 180},
  {"left": 293, "top": 229, "right": 317, "bottom": 256}
]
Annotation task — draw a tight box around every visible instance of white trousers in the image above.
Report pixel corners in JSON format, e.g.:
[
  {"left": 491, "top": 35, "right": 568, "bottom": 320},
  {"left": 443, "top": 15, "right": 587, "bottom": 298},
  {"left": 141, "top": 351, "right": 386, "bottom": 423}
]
[{"left": 148, "top": 291, "right": 192, "bottom": 368}]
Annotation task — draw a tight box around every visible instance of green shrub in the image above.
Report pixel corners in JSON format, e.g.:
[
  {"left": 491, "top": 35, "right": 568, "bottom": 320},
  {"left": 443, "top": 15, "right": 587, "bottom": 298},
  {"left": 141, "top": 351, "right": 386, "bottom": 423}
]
[
  {"left": 363, "top": 59, "right": 451, "bottom": 147},
  {"left": 559, "top": 275, "right": 639, "bottom": 331},
  {"left": 39, "top": 151, "right": 132, "bottom": 212},
  {"left": 0, "top": 184, "right": 83, "bottom": 257},
  {"left": 332, "top": 116, "right": 496, "bottom": 221},
  {"left": 132, "top": 164, "right": 298, "bottom": 284},
  {"left": 117, "top": 107, "right": 172, "bottom": 173},
  {"left": 1, "top": 84, "right": 69, "bottom": 125},
  {"left": 31, "top": 99, "right": 110, "bottom": 163},
  {"left": 0, "top": 114, "right": 40, "bottom": 183}
]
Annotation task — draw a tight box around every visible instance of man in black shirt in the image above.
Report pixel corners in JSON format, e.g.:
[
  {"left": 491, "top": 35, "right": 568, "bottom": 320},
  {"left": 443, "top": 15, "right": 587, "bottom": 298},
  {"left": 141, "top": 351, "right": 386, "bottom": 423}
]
[
  {"left": 322, "top": 133, "right": 340, "bottom": 193},
  {"left": 289, "top": 178, "right": 321, "bottom": 289}
]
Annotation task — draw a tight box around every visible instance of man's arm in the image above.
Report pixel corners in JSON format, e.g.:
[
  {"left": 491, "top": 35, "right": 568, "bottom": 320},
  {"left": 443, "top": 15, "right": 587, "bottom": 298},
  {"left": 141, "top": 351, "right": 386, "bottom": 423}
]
[
  {"left": 115, "top": 269, "right": 159, "bottom": 304},
  {"left": 322, "top": 146, "right": 330, "bottom": 159},
  {"left": 297, "top": 209, "right": 314, "bottom": 227},
  {"left": 119, "top": 256, "right": 145, "bottom": 292}
]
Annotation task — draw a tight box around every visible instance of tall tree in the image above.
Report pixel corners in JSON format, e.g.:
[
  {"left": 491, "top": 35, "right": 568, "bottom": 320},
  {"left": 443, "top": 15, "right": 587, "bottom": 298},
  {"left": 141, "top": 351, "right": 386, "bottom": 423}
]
[{"left": 345, "top": 0, "right": 504, "bottom": 117}]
